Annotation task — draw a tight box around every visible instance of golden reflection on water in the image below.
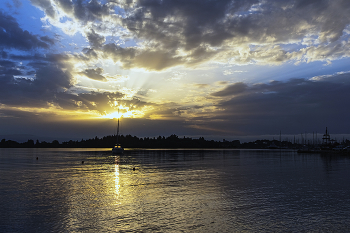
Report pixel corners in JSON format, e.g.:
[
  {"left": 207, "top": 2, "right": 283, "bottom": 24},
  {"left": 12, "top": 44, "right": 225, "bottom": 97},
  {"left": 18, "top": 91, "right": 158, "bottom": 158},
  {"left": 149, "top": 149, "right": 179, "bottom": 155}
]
[
  {"left": 54, "top": 152, "right": 230, "bottom": 232},
  {"left": 114, "top": 160, "right": 120, "bottom": 198}
]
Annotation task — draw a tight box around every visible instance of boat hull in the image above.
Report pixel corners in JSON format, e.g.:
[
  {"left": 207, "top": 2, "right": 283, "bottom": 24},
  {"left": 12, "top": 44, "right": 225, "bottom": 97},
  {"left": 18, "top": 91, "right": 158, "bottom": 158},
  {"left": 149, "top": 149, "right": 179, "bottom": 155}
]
[{"left": 112, "top": 147, "right": 124, "bottom": 154}]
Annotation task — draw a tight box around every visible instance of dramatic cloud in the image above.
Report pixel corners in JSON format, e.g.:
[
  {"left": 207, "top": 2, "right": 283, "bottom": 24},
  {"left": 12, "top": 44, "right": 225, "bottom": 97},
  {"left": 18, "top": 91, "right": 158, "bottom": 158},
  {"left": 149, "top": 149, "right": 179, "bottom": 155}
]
[
  {"left": 24, "top": 0, "right": 350, "bottom": 70},
  {"left": 54, "top": 91, "right": 126, "bottom": 114},
  {"left": 0, "top": 59, "right": 72, "bottom": 108},
  {"left": 203, "top": 73, "right": 350, "bottom": 135},
  {"left": 111, "top": 0, "right": 350, "bottom": 68},
  {"left": 80, "top": 67, "right": 107, "bottom": 81},
  {"left": 86, "top": 29, "right": 105, "bottom": 48},
  {"left": 1, "top": 0, "right": 350, "bottom": 140},
  {"left": 0, "top": 11, "right": 52, "bottom": 50},
  {"left": 211, "top": 82, "right": 247, "bottom": 97}
]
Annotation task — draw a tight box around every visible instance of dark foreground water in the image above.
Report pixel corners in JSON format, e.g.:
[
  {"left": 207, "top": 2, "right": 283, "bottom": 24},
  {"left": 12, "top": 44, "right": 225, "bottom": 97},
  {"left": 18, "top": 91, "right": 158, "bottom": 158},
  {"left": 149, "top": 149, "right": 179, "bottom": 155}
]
[{"left": 1, "top": 148, "right": 350, "bottom": 232}]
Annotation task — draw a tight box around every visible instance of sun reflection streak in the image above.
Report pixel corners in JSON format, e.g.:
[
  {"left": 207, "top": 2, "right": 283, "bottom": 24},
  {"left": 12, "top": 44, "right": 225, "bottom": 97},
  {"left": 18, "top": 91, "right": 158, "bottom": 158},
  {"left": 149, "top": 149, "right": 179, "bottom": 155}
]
[{"left": 114, "top": 158, "right": 120, "bottom": 197}]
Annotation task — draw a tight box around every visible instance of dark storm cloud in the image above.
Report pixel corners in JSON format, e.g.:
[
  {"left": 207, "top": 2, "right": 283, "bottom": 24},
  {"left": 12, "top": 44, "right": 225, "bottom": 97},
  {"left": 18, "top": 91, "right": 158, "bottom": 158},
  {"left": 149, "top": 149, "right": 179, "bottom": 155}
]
[
  {"left": 56, "top": 0, "right": 74, "bottom": 14},
  {"left": 86, "top": 29, "right": 105, "bottom": 48},
  {"left": 40, "top": 36, "right": 55, "bottom": 45},
  {"left": 102, "top": 43, "right": 136, "bottom": 67},
  {"left": 86, "top": 0, "right": 109, "bottom": 19},
  {"left": 121, "top": 0, "right": 258, "bottom": 47},
  {"left": 102, "top": 43, "right": 136, "bottom": 58},
  {"left": 211, "top": 82, "right": 247, "bottom": 97},
  {"left": 0, "top": 56, "right": 73, "bottom": 107},
  {"left": 0, "top": 11, "right": 52, "bottom": 50},
  {"left": 207, "top": 74, "right": 350, "bottom": 135},
  {"left": 80, "top": 67, "right": 107, "bottom": 81},
  {"left": 74, "top": 0, "right": 109, "bottom": 21},
  {"left": 34, "top": 64, "right": 73, "bottom": 90},
  {"left": 82, "top": 48, "right": 98, "bottom": 58}
]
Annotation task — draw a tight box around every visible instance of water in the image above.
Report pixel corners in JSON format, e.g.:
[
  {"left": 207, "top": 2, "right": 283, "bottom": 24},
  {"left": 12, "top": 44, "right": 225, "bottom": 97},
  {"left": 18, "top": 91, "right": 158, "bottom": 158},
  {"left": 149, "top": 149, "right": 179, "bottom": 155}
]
[{"left": 1, "top": 148, "right": 350, "bottom": 232}]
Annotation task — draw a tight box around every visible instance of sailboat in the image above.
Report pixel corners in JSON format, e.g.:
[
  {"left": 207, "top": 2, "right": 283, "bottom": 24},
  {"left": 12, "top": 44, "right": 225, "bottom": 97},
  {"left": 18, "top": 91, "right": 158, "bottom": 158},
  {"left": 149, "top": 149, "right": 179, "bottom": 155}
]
[{"left": 112, "top": 115, "right": 124, "bottom": 154}]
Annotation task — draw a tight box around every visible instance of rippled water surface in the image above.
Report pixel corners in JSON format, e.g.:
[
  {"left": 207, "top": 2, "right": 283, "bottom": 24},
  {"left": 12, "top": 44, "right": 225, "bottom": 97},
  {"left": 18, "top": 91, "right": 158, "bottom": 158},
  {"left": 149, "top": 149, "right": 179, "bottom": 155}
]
[{"left": 1, "top": 148, "right": 350, "bottom": 232}]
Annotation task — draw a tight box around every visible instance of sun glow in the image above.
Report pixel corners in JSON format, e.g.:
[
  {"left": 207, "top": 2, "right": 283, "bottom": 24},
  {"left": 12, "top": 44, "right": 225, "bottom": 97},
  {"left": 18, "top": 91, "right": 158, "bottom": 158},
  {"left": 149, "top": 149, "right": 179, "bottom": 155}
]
[
  {"left": 0, "top": 104, "right": 102, "bottom": 120},
  {"left": 103, "top": 111, "right": 123, "bottom": 119},
  {"left": 101, "top": 104, "right": 147, "bottom": 119}
]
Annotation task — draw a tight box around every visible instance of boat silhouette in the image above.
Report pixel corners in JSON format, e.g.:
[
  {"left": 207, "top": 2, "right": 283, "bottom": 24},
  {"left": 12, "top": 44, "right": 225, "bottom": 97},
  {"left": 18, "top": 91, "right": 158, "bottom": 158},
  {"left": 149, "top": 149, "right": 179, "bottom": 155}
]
[{"left": 112, "top": 114, "right": 124, "bottom": 154}]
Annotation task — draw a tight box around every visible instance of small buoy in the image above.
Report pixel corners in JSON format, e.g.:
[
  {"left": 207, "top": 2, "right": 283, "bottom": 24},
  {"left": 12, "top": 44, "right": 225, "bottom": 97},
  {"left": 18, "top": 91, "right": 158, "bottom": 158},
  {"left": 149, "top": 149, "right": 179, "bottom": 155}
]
[
  {"left": 133, "top": 167, "right": 135, "bottom": 171},
  {"left": 36, "top": 157, "right": 38, "bottom": 160},
  {"left": 82, "top": 161, "right": 84, "bottom": 164}
]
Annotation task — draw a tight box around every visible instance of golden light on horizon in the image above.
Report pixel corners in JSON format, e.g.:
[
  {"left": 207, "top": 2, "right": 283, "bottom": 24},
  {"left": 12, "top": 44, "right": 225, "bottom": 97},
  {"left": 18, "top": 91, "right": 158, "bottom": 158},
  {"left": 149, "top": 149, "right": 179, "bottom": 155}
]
[
  {"left": 0, "top": 104, "right": 105, "bottom": 121},
  {"left": 101, "top": 104, "right": 147, "bottom": 119},
  {"left": 103, "top": 111, "right": 124, "bottom": 119}
]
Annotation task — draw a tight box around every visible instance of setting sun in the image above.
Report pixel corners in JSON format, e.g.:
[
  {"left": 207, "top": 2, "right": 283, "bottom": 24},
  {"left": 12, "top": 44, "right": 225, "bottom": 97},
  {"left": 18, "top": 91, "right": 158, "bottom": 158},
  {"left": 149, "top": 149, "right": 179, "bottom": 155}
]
[
  {"left": 101, "top": 105, "right": 146, "bottom": 119},
  {"left": 103, "top": 111, "right": 123, "bottom": 119}
]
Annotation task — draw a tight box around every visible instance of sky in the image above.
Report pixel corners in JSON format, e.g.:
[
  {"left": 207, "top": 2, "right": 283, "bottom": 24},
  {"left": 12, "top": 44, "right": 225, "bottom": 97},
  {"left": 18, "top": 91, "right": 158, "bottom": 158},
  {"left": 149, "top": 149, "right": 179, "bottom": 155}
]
[{"left": 1, "top": 0, "right": 350, "bottom": 142}]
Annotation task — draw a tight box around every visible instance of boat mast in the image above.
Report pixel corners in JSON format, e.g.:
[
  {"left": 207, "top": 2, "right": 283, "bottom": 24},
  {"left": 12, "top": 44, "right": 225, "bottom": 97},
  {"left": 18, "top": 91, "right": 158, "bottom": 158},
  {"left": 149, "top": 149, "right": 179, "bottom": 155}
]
[
  {"left": 116, "top": 108, "right": 120, "bottom": 147},
  {"left": 116, "top": 117, "right": 119, "bottom": 146}
]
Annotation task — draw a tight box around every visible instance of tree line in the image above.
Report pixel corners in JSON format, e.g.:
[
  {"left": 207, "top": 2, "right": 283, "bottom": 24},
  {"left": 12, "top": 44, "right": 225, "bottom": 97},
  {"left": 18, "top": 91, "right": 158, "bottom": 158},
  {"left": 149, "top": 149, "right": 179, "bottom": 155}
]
[
  {"left": 0, "top": 134, "right": 241, "bottom": 148},
  {"left": 3, "top": 134, "right": 346, "bottom": 149}
]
